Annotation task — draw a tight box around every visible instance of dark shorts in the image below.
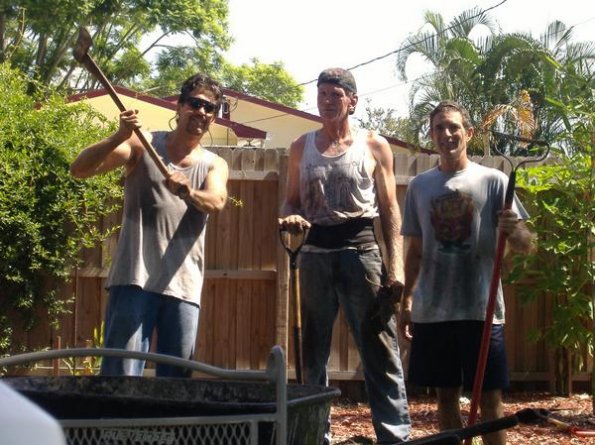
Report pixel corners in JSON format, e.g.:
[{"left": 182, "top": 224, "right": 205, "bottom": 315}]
[{"left": 407, "top": 321, "right": 509, "bottom": 391}]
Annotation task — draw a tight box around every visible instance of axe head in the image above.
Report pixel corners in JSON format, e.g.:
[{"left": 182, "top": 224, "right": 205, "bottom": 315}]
[{"left": 73, "top": 27, "right": 92, "bottom": 62}]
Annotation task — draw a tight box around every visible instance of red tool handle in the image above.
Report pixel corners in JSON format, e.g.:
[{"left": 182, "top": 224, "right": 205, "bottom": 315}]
[{"left": 464, "top": 171, "right": 517, "bottom": 444}]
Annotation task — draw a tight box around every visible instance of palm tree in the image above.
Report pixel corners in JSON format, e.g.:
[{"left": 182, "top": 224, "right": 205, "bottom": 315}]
[
  {"left": 396, "top": 7, "right": 499, "bottom": 146},
  {"left": 531, "top": 21, "right": 595, "bottom": 153},
  {"left": 396, "top": 8, "right": 595, "bottom": 154}
]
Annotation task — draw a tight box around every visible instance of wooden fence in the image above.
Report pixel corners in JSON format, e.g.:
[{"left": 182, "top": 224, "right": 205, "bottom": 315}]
[{"left": 14, "top": 147, "right": 592, "bottom": 390}]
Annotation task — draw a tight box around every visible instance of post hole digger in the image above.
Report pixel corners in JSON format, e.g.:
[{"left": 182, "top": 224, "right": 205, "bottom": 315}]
[
  {"left": 515, "top": 407, "right": 595, "bottom": 438},
  {"left": 72, "top": 27, "right": 181, "bottom": 190},
  {"left": 402, "top": 407, "right": 594, "bottom": 444},
  {"left": 463, "top": 130, "right": 551, "bottom": 445},
  {"left": 279, "top": 227, "right": 308, "bottom": 384}
]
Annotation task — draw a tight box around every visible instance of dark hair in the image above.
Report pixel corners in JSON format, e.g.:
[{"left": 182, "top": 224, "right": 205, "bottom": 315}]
[
  {"left": 317, "top": 67, "right": 357, "bottom": 94},
  {"left": 178, "top": 73, "right": 224, "bottom": 113},
  {"left": 429, "top": 100, "right": 473, "bottom": 129}
]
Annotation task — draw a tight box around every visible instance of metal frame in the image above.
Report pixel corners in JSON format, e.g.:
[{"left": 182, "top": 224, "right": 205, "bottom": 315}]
[{"left": 0, "top": 346, "right": 287, "bottom": 445}]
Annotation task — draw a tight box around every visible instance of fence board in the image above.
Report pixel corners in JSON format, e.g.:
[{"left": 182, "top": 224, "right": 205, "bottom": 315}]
[
  {"left": 10, "top": 150, "right": 588, "bottom": 388},
  {"left": 235, "top": 278, "right": 252, "bottom": 369},
  {"left": 211, "top": 279, "right": 236, "bottom": 368},
  {"left": 196, "top": 278, "right": 215, "bottom": 364}
]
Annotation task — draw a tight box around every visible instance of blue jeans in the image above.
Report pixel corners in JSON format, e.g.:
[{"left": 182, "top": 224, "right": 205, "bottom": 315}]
[
  {"left": 299, "top": 248, "right": 411, "bottom": 444},
  {"left": 100, "top": 285, "right": 200, "bottom": 377}
]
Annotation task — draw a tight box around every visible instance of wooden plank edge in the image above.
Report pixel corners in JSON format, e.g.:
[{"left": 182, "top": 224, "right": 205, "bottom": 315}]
[{"left": 70, "top": 267, "right": 277, "bottom": 281}]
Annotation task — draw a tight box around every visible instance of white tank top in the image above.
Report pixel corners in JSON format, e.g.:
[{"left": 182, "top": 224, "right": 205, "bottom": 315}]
[{"left": 299, "top": 130, "right": 378, "bottom": 226}]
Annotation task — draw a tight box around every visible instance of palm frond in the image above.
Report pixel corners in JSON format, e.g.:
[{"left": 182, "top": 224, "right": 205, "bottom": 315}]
[
  {"left": 422, "top": 10, "right": 446, "bottom": 35},
  {"left": 541, "top": 20, "right": 573, "bottom": 54},
  {"left": 450, "top": 6, "right": 499, "bottom": 39},
  {"left": 396, "top": 31, "right": 442, "bottom": 79}
]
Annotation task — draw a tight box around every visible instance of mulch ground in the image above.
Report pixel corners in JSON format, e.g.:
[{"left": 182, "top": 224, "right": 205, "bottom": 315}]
[{"left": 330, "top": 393, "right": 595, "bottom": 444}]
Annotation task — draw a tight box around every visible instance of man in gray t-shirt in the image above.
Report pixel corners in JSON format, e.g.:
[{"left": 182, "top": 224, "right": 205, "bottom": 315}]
[{"left": 399, "top": 101, "right": 535, "bottom": 445}]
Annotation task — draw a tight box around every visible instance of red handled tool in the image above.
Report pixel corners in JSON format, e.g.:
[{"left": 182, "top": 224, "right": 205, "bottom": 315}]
[{"left": 464, "top": 132, "right": 550, "bottom": 444}]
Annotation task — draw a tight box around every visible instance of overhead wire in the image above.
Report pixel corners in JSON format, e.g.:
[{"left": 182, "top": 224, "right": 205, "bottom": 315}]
[
  {"left": 237, "top": 0, "right": 510, "bottom": 126},
  {"left": 222, "top": 0, "right": 594, "bottom": 127},
  {"left": 297, "top": 0, "right": 509, "bottom": 87}
]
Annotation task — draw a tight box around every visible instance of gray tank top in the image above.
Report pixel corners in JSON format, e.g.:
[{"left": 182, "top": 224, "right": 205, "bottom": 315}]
[
  {"left": 299, "top": 130, "right": 378, "bottom": 226},
  {"left": 106, "top": 131, "right": 214, "bottom": 306}
]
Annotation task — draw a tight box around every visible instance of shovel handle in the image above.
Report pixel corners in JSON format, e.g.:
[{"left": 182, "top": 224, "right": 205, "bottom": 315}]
[
  {"left": 279, "top": 227, "right": 308, "bottom": 268},
  {"left": 279, "top": 227, "right": 308, "bottom": 384}
]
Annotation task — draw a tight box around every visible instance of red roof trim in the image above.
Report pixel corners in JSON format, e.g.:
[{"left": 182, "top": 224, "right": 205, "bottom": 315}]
[
  {"left": 164, "top": 88, "right": 424, "bottom": 151},
  {"left": 222, "top": 88, "right": 323, "bottom": 122},
  {"left": 69, "top": 86, "right": 178, "bottom": 110},
  {"left": 221, "top": 89, "right": 417, "bottom": 149},
  {"left": 68, "top": 86, "right": 267, "bottom": 139},
  {"left": 214, "top": 118, "right": 267, "bottom": 139}
]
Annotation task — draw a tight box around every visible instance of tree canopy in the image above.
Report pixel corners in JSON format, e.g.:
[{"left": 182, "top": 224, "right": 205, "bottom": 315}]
[{"left": 0, "top": 0, "right": 303, "bottom": 106}]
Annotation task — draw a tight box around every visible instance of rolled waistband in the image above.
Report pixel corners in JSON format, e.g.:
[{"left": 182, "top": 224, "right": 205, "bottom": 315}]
[{"left": 305, "top": 218, "right": 376, "bottom": 249}]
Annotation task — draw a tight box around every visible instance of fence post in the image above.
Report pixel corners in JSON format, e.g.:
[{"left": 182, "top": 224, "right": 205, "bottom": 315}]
[{"left": 276, "top": 150, "right": 290, "bottom": 354}]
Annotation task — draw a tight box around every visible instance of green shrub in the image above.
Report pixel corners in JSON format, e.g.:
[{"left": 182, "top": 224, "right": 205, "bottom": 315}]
[
  {"left": 0, "top": 63, "right": 122, "bottom": 354},
  {"left": 509, "top": 95, "right": 594, "bottom": 395}
]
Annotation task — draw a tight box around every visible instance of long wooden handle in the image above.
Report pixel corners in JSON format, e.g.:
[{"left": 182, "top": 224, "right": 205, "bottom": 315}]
[
  {"left": 81, "top": 54, "right": 170, "bottom": 179},
  {"left": 292, "top": 267, "right": 304, "bottom": 384}
]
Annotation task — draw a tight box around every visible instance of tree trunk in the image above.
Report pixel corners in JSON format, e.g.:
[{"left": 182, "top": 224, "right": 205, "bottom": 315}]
[{"left": 553, "top": 347, "right": 572, "bottom": 396}]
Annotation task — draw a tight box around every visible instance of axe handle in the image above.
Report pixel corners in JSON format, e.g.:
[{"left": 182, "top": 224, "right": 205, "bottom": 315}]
[{"left": 81, "top": 54, "right": 170, "bottom": 179}]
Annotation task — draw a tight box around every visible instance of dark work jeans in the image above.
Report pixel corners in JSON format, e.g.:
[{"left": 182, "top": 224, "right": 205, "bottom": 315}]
[{"left": 299, "top": 248, "right": 411, "bottom": 444}]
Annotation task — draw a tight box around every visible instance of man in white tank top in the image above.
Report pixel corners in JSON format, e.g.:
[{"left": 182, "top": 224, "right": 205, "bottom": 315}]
[
  {"left": 279, "top": 68, "right": 411, "bottom": 444},
  {"left": 70, "top": 74, "right": 229, "bottom": 377}
]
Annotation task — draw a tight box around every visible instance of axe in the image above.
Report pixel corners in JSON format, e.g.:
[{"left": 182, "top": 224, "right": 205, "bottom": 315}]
[{"left": 72, "top": 26, "right": 170, "bottom": 179}]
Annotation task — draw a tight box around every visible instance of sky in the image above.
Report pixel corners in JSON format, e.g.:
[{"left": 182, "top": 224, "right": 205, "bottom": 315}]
[{"left": 221, "top": 0, "right": 595, "bottom": 119}]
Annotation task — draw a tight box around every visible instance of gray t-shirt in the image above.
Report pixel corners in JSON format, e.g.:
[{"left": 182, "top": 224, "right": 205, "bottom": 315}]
[
  {"left": 106, "top": 131, "right": 215, "bottom": 306},
  {"left": 401, "top": 162, "right": 529, "bottom": 324}
]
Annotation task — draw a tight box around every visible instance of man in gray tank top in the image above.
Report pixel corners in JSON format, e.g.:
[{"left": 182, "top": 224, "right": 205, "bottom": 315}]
[
  {"left": 70, "top": 74, "right": 229, "bottom": 377},
  {"left": 279, "top": 67, "right": 411, "bottom": 444}
]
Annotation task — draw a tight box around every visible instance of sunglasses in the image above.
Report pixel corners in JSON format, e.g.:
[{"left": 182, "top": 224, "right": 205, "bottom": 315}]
[{"left": 186, "top": 97, "right": 217, "bottom": 114}]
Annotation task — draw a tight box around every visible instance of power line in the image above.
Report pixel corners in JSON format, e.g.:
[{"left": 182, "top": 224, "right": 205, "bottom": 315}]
[
  {"left": 237, "top": 71, "right": 434, "bottom": 125},
  {"left": 233, "top": 0, "right": 595, "bottom": 126},
  {"left": 297, "top": 0, "right": 509, "bottom": 87}
]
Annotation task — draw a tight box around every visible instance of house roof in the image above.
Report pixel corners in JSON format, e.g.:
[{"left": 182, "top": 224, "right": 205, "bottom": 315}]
[
  {"left": 80, "top": 86, "right": 427, "bottom": 153},
  {"left": 219, "top": 88, "right": 420, "bottom": 151},
  {"left": 68, "top": 86, "right": 267, "bottom": 140}
]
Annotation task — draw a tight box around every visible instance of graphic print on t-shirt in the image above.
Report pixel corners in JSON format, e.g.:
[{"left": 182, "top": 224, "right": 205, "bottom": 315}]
[
  {"left": 430, "top": 190, "right": 474, "bottom": 252},
  {"left": 427, "top": 190, "right": 476, "bottom": 315}
]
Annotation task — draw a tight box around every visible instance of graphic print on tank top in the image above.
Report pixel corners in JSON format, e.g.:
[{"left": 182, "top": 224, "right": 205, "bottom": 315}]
[
  {"left": 303, "top": 158, "right": 365, "bottom": 220},
  {"left": 429, "top": 190, "right": 477, "bottom": 315}
]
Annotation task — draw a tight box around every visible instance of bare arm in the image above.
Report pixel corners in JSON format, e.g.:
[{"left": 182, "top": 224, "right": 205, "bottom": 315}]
[
  {"left": 370, "top": 133, "right": 403, "bottom": 285},
  {"left": 499, "top": 209, "right": 537, "bottom": 254},
  {"left": 175, "top": 156, "right": 229, "bottom": 213},
  {"left": 70, "top": 109, "right": 143, "bottom": 178},
  {"left": 399, "top": 236, "right": 422, "bottom": 341},
  {"left": 278, "top": 135, "right": 310, "bottom": 233}
]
